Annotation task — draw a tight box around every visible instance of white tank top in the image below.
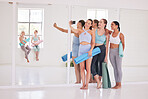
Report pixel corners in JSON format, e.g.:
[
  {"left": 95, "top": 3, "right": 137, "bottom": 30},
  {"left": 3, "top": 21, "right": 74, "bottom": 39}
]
[{"left": 110, "top": 32, "right": 121, "bottom": 44}]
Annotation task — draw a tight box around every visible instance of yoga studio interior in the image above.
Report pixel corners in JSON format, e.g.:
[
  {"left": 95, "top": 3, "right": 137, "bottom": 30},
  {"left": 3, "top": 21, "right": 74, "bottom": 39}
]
[{"left": 0, "top": 0, "right": 148, "bottom": 99}]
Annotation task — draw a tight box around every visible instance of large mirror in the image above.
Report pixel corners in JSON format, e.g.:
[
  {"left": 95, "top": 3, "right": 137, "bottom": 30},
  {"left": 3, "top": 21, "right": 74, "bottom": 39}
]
[
  {"left": 0, "top": 2, "right": 13, "bottom": 86},
  {"left": 15, "top": 4, "right": 69, "bottom": 85}
]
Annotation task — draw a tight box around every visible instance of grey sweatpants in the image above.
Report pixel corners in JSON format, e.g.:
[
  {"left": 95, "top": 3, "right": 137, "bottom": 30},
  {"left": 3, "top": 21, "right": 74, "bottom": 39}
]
[
  {"left": 109, "top": 48, "right": 122, "bottom": 82},
  {"left": 21, "top": 45, "right": 31, "bottom": 59}
]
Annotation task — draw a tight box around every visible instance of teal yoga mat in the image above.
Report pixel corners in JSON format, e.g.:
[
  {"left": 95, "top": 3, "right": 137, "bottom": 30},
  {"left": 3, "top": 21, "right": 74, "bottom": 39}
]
[
  {"left": 19, "top": 38, "right": 30, "bottom": 46},
  {"left": 102, "top": 62, "right": 111, "bottom": 89},
  {"left": 74, "top": 47, "right": 101, "bottom": 64},
  {"left": 119, "top": 41, "right": 123, "bottom": 57}
]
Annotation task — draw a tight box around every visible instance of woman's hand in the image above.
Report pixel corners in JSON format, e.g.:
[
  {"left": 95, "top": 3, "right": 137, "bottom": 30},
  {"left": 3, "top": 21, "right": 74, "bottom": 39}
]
[
  {"left": 53, "top": 23, "right": 57, "bottom": 28},
  {"left": 69, "top": 20, "right": 72, "bottom": 26},
  {"left": 104, "top": 57, "right": 108, "bottom": 64},
  {"left": 88, "top": 50, "right": 92, "bottom": 57}
]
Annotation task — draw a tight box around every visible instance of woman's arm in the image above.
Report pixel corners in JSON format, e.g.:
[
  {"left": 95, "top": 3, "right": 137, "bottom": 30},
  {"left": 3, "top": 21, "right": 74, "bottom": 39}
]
[
  {"left": 38, "top": 36, "right": 40, "bottom": 41},
  {"left": 31, "top": 37, "right": 34, "bottom": 43},
  {"left": 53, "top": 23, "right": 68, "bottom": 33},
  {"left": 88, "top": 31, "right": 95, "bottom": 57},
  {"left": 69, "top": 21, "right": 79, "bottom": 34},
  {"left": 120, "top": 33, "right": 125, "bottom": 51},
  {"left": 104, "top": 34, "right": 110, "bottom": 63},
  {"left": 105, "top": 29, "right": 112, "bottom": 35},
  {"left": 54, "top": 23, "right": 74, "bottom": 33},
  {"left": 19, "top": 37, "right": 25, "bottom": 45}
]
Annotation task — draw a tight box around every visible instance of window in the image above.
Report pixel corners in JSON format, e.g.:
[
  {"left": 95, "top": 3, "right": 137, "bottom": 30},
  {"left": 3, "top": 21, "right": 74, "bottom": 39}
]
[
  {"left": 87, "top": 9, "right": 108, "bottom": 22},
  {"left": 18, "top": 8, "right": 44, "bottom": 48}
]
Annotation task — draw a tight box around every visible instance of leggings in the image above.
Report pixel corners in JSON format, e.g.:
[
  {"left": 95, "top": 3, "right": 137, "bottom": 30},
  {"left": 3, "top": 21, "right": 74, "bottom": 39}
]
[
  {"left": 109, "top": 48, "right": 122, "bottom": 82},
  {"left": 33, "top": 45, "right": 40, "bottom": 52},
  {"left": 91, "top": 45, "right": 106, "bottom": 77},
  {"left": 21, "top": 45, "right": 31, "bottom": 59}
]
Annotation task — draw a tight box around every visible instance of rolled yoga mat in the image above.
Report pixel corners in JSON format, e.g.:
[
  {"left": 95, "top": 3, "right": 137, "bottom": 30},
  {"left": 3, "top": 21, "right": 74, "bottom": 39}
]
[
  {"left": 19, "top": 38, "right": 30, "bottom": 46},
  {"left": 31, "top": 40, "right": 43, "bottom": 47},
  {"left": 62, "top": 52, "right": 72, "bottom": 62},
  {"left": 102, "top": 62, "right": 111, "bottom": 89},
  {"left": 119, "top": 41, "right": 123, "bottom": 57},
  {"left": 74, "top": 47, "right": 101, "bottom": 64}
]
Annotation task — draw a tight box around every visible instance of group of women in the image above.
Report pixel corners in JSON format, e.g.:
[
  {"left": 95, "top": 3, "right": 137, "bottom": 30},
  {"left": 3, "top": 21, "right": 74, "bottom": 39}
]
[
  {"left": 54, "top": 18, "right": 125, "bottom": 90},
  {"left": 19, "top": 30, "right": 41, "bottom": 62}
]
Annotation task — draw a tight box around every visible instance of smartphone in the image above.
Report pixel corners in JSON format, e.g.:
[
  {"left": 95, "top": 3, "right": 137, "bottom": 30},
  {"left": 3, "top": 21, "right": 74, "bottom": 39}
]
[{"left": 72, "top": 21, "right": 76, "bottom": 24}]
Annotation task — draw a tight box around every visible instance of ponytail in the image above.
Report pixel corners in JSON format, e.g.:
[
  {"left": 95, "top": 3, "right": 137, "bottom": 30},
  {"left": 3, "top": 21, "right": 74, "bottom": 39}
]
[{"left": 113, "top": 21, "right": 120, "bottom": 31}]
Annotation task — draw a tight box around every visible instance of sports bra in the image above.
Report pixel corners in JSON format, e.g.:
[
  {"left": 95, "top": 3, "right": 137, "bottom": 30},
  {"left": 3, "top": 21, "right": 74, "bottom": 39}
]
[
  {"left": 33, "top": 36, "right": 39, "bottom": 42},
  {"left": 110, "top": 32, "right": 121, "bottom": 44},
  {"left": 95, "top": 29, "right": 106, "bottom": 44},
  {"left": 79, "top": 29, "right": 91, "bottom": 43}
]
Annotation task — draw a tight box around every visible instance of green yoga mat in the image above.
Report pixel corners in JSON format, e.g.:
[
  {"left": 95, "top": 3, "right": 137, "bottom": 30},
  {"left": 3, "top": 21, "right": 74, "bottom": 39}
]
[
  {"left": 102, "top": 62, "right": 111, "bottom": 89},
  {"left": 119, "top": 41, "right": 123, "bottom": 57}
]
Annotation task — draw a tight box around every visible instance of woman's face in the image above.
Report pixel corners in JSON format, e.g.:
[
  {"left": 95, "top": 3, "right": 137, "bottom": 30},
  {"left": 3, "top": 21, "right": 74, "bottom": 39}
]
[
  {"left": 21, "top": 31, "right": 25, "bottom": 36},
  {"left": 85, "top": 20, "right": 92, "bottom": 29},
  {"left": 77, "top": 22, "right": 82, "bottom": 29},
  {"left": 92, "top": 20, "right": 96, "bottom": 28},
  {"left": 111, "top": 22, "right": 118, "bottom": 30},
  {"left": 34, "top": 31, "right": 38, "bottom": 35},
  {"left": 98, "top": 19, "right": 106, "bottom": 28}
]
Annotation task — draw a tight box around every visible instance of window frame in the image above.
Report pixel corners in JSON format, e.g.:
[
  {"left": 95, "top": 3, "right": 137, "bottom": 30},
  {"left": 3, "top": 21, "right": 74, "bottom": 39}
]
[{"left": 18, "top": 8, "right": 44, "bottom": 48}]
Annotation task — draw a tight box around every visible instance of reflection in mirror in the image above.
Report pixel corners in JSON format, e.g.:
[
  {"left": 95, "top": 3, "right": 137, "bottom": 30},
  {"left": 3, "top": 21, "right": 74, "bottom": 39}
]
[
  {"left": 16, "top": 4, "right": 69, "bottom": 85},
  {"left": 0, "top": 2, "right": 13, "bottom": 86}
]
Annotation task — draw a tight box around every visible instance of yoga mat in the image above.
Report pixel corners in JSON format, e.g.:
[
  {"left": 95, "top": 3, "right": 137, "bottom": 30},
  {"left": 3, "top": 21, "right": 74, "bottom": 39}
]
[
  {"left": 102, "top": 62, "right": 111, "bottom": 89},
  {"left": 119, "top": 41, "right": 123, "bottom": 57},
  {"left": 74, "top": 47, "right": 101, "bottom": 64},
  {"left": 19, "top": 38, "right": 30, "bottom": 46},
  {"left": 62, "top": 52, "right": 72, "bottom": 62},
  {"left": 31, "top": 40, "right": 43, "bottom": 47}
]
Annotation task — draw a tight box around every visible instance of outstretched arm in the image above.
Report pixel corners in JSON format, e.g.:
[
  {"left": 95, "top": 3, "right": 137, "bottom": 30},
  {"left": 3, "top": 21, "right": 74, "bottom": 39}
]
[
  {"left": 53, "top": 23, "right": 74, "bottom": 33},
  {"left": 69, "top": 21, "right": 79, "bottom": 34},
  {"left": 53, "top": 23, "right": 68, "bottom": 33}
]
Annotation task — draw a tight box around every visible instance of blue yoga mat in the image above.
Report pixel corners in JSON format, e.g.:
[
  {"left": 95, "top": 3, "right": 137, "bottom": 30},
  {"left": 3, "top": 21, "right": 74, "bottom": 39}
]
[
  {"left": 74, "top": 47, "right": 101, "bottom": 64},
  {"left": 19, "top": 38, "right": 30, "bottom": 46},
  {"left": 62, "top": 52, "right": 72, "bottom": 62},
  {"left": 119, "top": 41, "right": 123, "bottom": 57}
]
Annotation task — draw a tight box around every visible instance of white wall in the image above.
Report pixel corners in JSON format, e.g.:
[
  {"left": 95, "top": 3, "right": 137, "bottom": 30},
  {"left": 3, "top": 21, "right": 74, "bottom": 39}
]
[
  {"left": 1, "top": 0, "right": 148, "bottom": 10},
  {"left": 0, "top": 2, "right": 13, "bottom": 85},
  {"left": 120, "top": 9, "right": 148, "bottom": 66},
  {"left": 0, "top": 2, "right": 13, "bottom": 64}
]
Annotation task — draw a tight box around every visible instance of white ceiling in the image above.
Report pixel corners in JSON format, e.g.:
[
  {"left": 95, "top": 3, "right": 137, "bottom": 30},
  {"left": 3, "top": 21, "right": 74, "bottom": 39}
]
[{"left": 0, "top": 0, "right": 147, "bottom": 10}]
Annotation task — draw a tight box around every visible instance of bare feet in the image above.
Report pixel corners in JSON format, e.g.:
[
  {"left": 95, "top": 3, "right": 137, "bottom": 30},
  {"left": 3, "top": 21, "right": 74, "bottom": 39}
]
[
  {"left": 75, "top": 82, "right": 80, "bottom": 84},
  {"left": 83, "top": 85, "right": 88, "bottom": 90},
  {"left": 27, "top": 59, "right": 29, "bottom": 63},
  {"left": 112, "top": 85, "right": 121, "bottom": 89},
  {"left": 80, "top": 85, "right": 86, "bottom": 89},
  {"left": 111, "top": 85, "right": 117, "bottom": 89},
  {"left": 36, "top": 57, "right": 39, "bottom": 61},
  {"left": 97, "top": 82, "right": 102, "bottom": 89}
]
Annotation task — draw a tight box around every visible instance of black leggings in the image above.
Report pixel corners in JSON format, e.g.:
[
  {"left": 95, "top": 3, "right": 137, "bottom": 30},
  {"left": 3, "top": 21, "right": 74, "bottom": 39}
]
[{"left": 91, "top": 45, "right": 106, "bottom": 77}]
